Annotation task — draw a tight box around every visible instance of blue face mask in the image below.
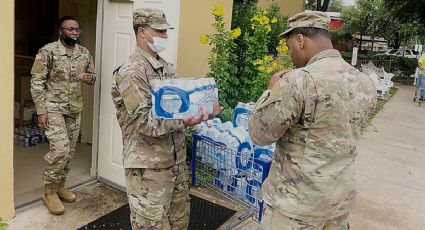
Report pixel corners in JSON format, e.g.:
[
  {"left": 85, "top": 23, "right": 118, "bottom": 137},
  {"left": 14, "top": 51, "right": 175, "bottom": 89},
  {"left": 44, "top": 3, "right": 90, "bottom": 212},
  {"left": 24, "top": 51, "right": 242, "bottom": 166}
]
[{"left": 145, "top": 31, "right": 167, "bottom": 53}]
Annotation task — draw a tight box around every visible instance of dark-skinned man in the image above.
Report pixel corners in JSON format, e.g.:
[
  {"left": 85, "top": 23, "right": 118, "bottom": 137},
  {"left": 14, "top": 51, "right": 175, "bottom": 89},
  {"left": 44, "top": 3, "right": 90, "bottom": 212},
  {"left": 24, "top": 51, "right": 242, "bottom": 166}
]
[
  {"left": 31, "top": 16, "right": 96, "bottom": 215},
  {"left": 248, "top": 11, "right": 377, "bottom": 229}
]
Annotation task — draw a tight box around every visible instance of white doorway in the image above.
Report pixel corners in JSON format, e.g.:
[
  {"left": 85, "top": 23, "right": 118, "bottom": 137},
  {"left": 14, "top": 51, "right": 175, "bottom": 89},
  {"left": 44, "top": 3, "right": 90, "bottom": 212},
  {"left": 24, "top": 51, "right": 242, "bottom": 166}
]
[
  {"left": 13, "top": 0, "right": 98, "bottom": 208},
  {"left": 96, "top": 0, "right": 181, "bottom": 189}
]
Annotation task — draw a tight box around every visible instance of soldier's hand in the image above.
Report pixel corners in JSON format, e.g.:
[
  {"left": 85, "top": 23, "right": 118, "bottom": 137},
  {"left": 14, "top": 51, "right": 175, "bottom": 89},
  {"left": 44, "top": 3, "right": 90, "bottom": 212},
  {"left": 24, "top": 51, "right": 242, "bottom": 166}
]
[
  {"left": 211, "top": 100, "right": 223, "bottom": 118},
  {"left": 82, "top": 73, "right": 93, "bottom": 83},
  {"left": 38, "top": 114, "right": 48, "bottom": 129},
  {"left": 183, "top": 106, "right": 209, "bottom": 126},
  {"left": 268, "top": 69, "right": 292, "bottom": 89}
]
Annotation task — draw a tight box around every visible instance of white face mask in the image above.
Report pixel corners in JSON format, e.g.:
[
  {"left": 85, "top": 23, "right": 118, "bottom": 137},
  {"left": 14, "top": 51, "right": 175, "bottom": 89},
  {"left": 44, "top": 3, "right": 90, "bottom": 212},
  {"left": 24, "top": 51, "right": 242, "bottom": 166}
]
[{"left": 145, "top": 30, "right": 167, "bottom": 53}]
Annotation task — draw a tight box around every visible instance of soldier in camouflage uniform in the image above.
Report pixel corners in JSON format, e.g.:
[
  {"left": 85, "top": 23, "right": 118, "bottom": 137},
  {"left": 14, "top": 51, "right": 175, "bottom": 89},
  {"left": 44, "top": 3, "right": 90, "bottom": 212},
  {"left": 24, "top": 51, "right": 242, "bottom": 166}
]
[
  {"left": 111, "top": 8, "right": 221, "bottom": 230},
  {"left": 30, "top": 16, "right": 96, "bottom": 215},
  {"left": 248, "top": 11, "right": 377, "bottom": 229}
]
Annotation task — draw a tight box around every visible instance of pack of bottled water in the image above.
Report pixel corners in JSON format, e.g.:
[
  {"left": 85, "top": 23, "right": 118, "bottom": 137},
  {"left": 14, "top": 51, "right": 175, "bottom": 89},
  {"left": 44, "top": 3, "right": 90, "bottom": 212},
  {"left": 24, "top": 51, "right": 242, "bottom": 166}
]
[
  {"left": 232, "top": 102, "right": 256, "bottom": 130},
  {"left": 245, "top": 178, "right": 263, "bottom": 208},
  {"left": 214, "top": 169, "right": 238, "bottom": 192},
  {"left": 151, "top": 78, "right": 218, "bottom": 119},
  {"left": 196, "top": 119, "right": 252, "bottom": 175},
  {"left": 194, "top": 101, "right": 278, "bottom": 211},
  {"left": 14, "top": 126, "right": 48, "bottom": 148}
]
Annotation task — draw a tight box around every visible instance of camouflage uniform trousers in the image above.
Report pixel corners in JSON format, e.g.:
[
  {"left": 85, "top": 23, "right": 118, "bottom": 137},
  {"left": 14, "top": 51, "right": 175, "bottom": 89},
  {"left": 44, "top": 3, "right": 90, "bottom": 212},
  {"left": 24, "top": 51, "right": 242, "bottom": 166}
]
[
  {"left": 124, "top": 162, "right": 190, "bottom": 230},
  {"left": 260, "top": 204, "right": 350, "bottom": 230},
  {"left": 43, "top": 112, "right": 81, "bottom": 185}
]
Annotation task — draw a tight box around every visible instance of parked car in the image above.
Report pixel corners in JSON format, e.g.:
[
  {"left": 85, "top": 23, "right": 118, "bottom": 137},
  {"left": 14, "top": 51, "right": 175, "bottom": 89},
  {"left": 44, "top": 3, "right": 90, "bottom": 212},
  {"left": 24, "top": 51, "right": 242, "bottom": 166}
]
[{"left": 383, "top": 49, "right": 419, "bottom": 59}]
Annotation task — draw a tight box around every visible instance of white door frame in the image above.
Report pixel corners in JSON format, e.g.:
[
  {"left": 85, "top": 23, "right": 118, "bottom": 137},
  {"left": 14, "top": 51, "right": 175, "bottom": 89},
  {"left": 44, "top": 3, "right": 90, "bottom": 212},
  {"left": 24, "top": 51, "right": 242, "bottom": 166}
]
[
  {"left": 90, "top": 0, "right": 104, "bottom": 178},
  {"left": 92, "top": 0, "right": 181, "bottom": 191}
]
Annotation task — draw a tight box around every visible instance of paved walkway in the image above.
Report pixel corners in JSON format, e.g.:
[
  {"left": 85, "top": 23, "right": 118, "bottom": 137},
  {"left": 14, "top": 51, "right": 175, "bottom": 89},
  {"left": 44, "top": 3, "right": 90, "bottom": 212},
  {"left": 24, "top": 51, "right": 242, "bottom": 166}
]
[
  {"left": 351, "top": 85, "right": 425, "bottom": 229},
  {"left": 7, "top": 85, "right": 425, "bottom": 230}
]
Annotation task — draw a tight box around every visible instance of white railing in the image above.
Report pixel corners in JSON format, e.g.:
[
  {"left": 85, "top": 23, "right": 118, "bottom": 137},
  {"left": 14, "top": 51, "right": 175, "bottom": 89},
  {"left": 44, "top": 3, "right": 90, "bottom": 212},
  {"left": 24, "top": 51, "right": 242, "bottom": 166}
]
[{"left": 361, "top": 62, "right": 394, "bottom": 99}]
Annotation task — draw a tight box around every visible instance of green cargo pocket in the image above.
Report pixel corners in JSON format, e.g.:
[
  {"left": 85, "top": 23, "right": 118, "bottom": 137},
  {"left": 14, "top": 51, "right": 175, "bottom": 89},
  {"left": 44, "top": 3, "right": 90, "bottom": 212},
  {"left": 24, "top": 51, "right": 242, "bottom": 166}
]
[{"left": 128, "top": 195, "right": 165, "bottom": 221}]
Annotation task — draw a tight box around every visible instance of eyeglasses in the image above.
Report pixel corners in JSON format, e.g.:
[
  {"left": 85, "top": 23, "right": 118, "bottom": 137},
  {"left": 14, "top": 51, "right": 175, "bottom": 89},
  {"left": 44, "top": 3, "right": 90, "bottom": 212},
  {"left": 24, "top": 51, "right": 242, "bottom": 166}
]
[{"left": 61, "top": 27, "right": 82, "bottom": 33}]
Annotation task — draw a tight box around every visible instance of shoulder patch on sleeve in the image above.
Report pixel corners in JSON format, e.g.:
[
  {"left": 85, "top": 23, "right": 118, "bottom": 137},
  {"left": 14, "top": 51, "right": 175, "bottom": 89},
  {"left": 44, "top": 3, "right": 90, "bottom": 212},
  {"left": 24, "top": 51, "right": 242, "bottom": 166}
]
[{"left": 118, "top": 79, "right": 130, "bottom": 93}]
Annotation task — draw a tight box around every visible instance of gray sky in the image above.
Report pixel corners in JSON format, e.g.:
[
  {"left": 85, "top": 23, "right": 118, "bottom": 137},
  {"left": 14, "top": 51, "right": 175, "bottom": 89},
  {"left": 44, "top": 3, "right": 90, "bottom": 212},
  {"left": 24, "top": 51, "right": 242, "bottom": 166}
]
[{"left": 341, "top": 0, "right": 355, "bottom": 6}]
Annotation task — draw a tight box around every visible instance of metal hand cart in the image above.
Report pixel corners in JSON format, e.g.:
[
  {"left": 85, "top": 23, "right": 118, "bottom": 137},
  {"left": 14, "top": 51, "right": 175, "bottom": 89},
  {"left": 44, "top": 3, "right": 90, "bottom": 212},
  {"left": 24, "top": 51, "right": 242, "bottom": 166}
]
[
  {"left": 191, "top": 133, "right": 272, "bottom": 229},
  {"left": 414, "top": 73, "right": 425, "bottom": 106}
]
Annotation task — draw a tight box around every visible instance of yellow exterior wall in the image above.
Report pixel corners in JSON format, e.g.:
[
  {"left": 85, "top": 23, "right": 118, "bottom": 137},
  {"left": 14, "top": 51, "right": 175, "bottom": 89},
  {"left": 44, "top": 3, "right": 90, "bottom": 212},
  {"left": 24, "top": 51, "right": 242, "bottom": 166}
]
[
  {"left": 0, "top": 0, "right": 16, "bottom": 221},
  {"left": 176, "top": 0, "right": 234, "bottom": 77},
  {"left": 258, "top": 0, "right": 304, "bottom": 17},
  {"left": 176, "top": 0, "right": 303, "bottom": 77}
]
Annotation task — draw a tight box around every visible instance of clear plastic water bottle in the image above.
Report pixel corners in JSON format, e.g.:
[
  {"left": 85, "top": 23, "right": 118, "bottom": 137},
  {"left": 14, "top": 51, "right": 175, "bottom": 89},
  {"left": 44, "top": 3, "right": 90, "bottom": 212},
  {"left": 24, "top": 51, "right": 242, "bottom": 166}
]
[
  {"left": 40, "top": 129, "right": 46, "bottom": 143},
  {"left": 160, "top": 94, "right": 183, "bottom": 114},
  {"left": 245, "top": 179, "right": 261, "bottom": 208},
  {"left": 211, "top": 118, "right": 222, "bottom": 126},
  {"left": 246, "top": 102, "right": 256, "bottom": 111},
  {"left": 30, "top": 130, "right": 39, "bottom": 147},
  {"left": 233, "top": 176, "right": 248, "bottom": 198},
  {"left": 24, "top": 136, "right": 29, "bottom": 148},
  {"left": 236, "top": 113, "right": 249, "bottom": 130}
]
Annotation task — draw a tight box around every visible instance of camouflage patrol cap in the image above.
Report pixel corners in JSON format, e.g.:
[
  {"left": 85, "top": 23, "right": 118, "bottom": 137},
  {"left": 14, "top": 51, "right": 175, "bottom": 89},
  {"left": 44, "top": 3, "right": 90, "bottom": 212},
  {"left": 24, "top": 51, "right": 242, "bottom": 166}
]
[
  {"left": 133, "top": 8, "right": 174, "bottom": 30},
  {"left": 279, "top": 11, "right": 330, "bottom": 37}
]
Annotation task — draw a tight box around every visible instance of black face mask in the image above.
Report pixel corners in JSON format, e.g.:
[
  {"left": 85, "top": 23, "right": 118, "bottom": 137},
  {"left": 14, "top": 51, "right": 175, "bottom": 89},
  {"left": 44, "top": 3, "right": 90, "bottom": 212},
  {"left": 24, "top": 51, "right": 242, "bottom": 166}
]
[{"left": 62, "top": 36, "right": 79, "bottom": 46}]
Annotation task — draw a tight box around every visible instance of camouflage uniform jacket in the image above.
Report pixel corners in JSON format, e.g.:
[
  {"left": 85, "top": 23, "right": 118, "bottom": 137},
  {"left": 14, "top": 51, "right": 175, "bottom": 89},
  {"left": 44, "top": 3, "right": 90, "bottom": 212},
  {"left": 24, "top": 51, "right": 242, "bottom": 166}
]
[
  {"left": 248, "top": 49, "right": 377, "bottom": 221},
  {"left": 31, "top": 40, "right": 96, "bottom": 115},
  {"left": 111, "top": 47, "right": 186, "bottom": 169}
]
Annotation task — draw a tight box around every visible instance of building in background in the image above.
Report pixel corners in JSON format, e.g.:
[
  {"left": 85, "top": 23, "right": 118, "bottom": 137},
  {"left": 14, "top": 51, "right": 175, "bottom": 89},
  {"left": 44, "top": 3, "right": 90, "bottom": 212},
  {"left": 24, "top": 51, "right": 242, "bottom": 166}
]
[{"left": 1, "top": 0, "right": 304, "bottom": 221}]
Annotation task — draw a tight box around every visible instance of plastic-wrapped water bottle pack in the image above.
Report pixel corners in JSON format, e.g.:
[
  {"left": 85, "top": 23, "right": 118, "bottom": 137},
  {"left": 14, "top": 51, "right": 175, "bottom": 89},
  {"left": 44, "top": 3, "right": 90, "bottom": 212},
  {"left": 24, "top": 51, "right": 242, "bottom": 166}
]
[
  {"left": 14, "top": 126, "right": 48, "bottom": 148},
  {"left": 232, "top": 102, "right": 256, "bottom": 131},
  {"left": 151, "top": 78, "right": 218, "bottom": 119},
  {"left": 194, "top": 102, "right": 275, "bottom": 208}
]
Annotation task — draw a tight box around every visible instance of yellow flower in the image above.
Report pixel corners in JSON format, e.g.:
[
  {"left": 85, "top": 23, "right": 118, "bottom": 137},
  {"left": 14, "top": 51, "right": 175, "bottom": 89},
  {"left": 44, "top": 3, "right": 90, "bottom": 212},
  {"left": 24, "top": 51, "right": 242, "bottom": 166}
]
[
  {"left": 253, "top": 59, "right": 263, "bottom": 66},
  {"left": 277, "top": 39, "right": 289, "bottom": 53},
  {"left": 263, "top": 16, "right": 270, "bottom": 25},
  {"left": 266, "top": 66, "right": 274, "bottom": 73},
  {"left": 199, "top": 34, "right": 208, "bottom": 45},
  {"left": 263, "top": 55, "right": 273, "bottom": 62},
  {"left": 271, "top": 18, "right": 278, "bottom": 23},
  {"left": 212, "top": 5, "right": 224, "bottom": 17},
  {"left": 231, "top": 27, "right": 241, "bottom": 39},
  {"left": 258, "top": 66, "right": 266, "bottom": 72},
  {"left": 251, "top": 15, "right": 259, "bottom": 22},
  {"left": 265, "top": 25, "right": 271, "bottom": 32}
]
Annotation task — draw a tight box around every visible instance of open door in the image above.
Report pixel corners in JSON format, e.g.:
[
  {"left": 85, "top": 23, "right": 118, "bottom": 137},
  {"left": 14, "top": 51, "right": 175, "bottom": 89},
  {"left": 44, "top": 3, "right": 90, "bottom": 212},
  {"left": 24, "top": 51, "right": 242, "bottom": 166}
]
[{"left": 97, "top": 0, "right": 180, "bottom": 189}]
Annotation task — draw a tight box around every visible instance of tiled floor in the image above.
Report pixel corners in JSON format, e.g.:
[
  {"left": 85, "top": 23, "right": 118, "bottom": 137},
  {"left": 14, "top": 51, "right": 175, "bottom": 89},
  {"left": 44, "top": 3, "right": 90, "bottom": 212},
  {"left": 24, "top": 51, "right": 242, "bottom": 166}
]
[{"left": 14, "top": 142, "right": 94, "bottom": 207}]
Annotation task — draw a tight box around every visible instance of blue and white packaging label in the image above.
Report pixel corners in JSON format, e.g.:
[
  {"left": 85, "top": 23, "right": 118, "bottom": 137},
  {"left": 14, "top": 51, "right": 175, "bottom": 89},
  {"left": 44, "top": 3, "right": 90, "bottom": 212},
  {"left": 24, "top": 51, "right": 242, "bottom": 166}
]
[{"left": 151, "top": 78, "right": 218, "bottom": 119}]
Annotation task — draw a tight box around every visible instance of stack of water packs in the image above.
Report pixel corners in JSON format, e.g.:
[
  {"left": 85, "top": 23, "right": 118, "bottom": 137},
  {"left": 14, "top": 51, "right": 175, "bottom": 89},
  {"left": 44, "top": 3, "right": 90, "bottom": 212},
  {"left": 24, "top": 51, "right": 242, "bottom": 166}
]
[
  {"left": 151, "top": 78, "right": 218, "bottom": 119},
  {"left": 195, "top": 102, "right": 275, "bottom": 210}
]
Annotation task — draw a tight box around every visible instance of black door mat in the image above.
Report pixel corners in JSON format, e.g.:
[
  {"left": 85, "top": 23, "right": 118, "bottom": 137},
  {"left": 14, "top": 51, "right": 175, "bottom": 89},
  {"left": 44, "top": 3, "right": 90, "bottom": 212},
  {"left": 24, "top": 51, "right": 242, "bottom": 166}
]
[{"left": 78, "top": 194, "right": 236, "bottom": 230}]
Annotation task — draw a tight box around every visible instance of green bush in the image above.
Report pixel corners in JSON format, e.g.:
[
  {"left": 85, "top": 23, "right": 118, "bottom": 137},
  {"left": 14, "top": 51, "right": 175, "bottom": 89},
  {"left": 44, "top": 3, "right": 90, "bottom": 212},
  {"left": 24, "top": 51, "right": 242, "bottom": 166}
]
[
  {"left": 200, "top": 3, "right": 291, "bottom": 111},
  {"left": 0, "top": 218, "right": 8, "bottom": 230},
  {"left": 189, "top": 3, "right": 292, "bottom": 159},
  {"left": 231, "top": 3, "right": 291, "bottom": 104},
  {"left": 341, "top": 51, "right": 380, "bottom": 61}
]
